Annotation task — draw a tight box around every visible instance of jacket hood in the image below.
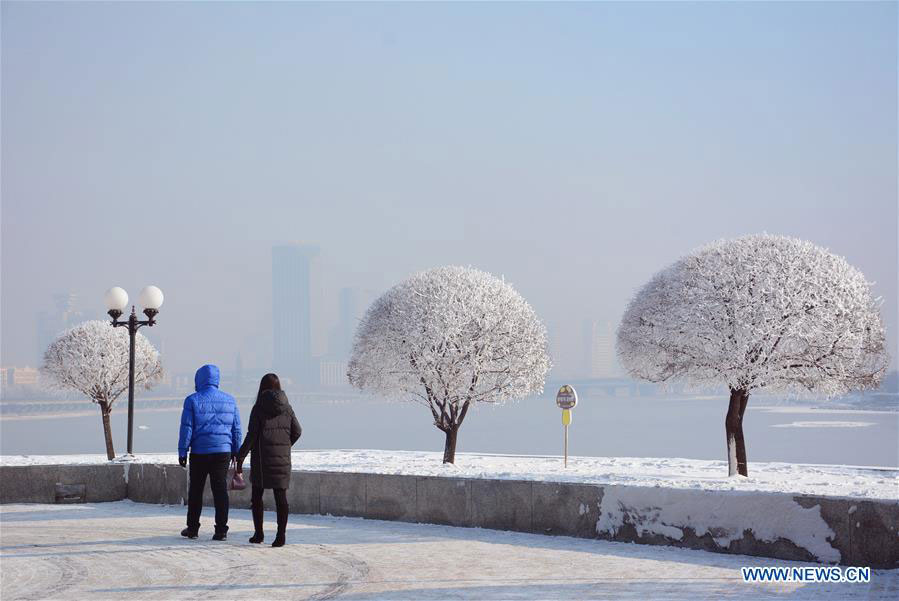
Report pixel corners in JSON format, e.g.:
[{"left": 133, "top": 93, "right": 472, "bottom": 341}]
[
  {"left": 195, "top": 364, "right": 220, "bottom": 391},
  {"left": 258, "top": 389, "right": 289, "bottom": 417}
]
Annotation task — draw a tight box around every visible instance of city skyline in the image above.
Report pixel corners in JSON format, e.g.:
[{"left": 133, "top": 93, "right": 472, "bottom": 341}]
[
  {"left": 2, "top": 1, "right": 896, "bottom": 384},
  {"left": 12, "top": 271, "right": 645, "bottom": 389},
  {"left": 10, "top": 254, "right": 636, "bottom": 377},
  {"left": 8, "top": 223, "right": 898, "bottom": 391}
]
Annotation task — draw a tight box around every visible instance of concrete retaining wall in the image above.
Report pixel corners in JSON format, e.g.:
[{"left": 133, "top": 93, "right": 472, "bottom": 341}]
[
  {"left": 0, "top": 464, "right": 127, "bottom": 504},
  {"left": 2, "top": 463, "right": 896, "bottom": 568},
  {"left": 126, "top": 463, "right": 187, "bottom": 506}
]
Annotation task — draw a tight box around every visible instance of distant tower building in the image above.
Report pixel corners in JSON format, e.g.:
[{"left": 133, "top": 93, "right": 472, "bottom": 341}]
[
  {"left": 272, "top": 244, "right": 318, "bottom": 388},
  {"left": 328, "top": 287, "right": 359, "bottom": 360},
  {"left": 318, "top": 359, "right": 349, "bottom": 388},
  {"left": 36, "top": 293, "right": 83, "bottom": 363},
  {"left": 338, "top": 287, "right": 358, "bottom": 334},
  {"left": 583, "top": 320, "right": 620, "bottom": 379},
  {"left": 581, "top": 319, "right": 594, "bottom": 378}
]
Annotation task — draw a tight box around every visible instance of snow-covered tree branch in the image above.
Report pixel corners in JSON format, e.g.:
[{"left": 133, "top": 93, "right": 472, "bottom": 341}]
[
  {"left": 617, "top": 234, "right": 888, "bottom": 476},
  {"left": 348, "top": 266, "right": 552, "bottom": 463},
  {"left": 41, "top": 320, "right": 163, "bottom": 459}
]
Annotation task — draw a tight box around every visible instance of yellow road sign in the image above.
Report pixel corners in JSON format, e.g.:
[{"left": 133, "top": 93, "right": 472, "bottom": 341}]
[{"left": 562, "top": 408, "right": 571, "bottom": 425}]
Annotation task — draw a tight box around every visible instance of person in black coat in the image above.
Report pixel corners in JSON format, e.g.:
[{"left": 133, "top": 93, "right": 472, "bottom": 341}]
[{"left": 236, "top": 373, "right": 301, "bottom": 547}]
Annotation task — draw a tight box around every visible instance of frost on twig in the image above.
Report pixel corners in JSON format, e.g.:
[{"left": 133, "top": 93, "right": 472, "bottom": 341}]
[
  {"left": 41, "top": 320, "right": 163, "bottom": 458},
  {"left": 348, "top": 266, "right": 551, "bottom": 463},
  {"left": 617, "top": 234, "right": 888, "bottom": 476}
]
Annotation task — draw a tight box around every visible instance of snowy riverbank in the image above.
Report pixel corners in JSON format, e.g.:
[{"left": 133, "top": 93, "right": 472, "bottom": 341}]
[{"left": 2, "top": 450, "right": 896, "bottom": 501}]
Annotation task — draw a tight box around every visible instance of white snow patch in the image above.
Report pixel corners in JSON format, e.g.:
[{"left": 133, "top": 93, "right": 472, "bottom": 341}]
[
  {"left": 727, "top": 434, "right": 738, "bottom": 477},
  {"left": 2, "top": 449, "right": 896, "bottom": 500},
  {"left": 754, "top": 406, "right": 895, "bottom": 415},
  {"left": 771, "top": 421, "right": 876, "bottom": 429},
  {"left": 596, "top": 485, "right": 840, "bottom": 563}
]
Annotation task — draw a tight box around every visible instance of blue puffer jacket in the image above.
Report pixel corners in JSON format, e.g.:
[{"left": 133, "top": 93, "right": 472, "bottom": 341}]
[{"left": 178, "top": 365, "right": 242, "bottom": 456}]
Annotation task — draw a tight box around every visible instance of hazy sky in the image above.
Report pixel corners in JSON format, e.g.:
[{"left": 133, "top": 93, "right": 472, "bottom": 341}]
[{"left": 2, "top": 1, "right": 897, "bottom": 379}]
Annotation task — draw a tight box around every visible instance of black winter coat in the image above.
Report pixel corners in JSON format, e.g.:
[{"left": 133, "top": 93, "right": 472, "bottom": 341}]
[{"left": 236, "top": 390, "right": 301, "bottom": 489}]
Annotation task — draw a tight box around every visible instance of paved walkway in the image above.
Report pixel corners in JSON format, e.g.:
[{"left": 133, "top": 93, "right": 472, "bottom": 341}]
[{"left": 1, "top": 502, "right": 896, "bottom": 600}]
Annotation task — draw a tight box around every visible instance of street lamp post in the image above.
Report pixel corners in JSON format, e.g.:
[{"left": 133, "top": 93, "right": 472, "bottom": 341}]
[{"left": 104, "top": 285, "right": 164, "bottom": 456}]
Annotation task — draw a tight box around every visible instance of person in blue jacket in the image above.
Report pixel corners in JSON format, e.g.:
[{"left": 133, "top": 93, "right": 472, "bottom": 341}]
[{"left": 178, "top": 364, "right": 242, "bottom": 541}]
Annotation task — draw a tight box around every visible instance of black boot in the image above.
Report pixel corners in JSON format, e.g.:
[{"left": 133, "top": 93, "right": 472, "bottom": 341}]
[
  {"left": 271, "top": 503, "right": 288, "bottom": 547},
  {"left": 181, "top": 527, "right": 198, "bottom": 539},
  {"left": 212, "top": 525, "right": 228, "bottom": 541},
  {"left": 249, "top": 500, "right": 264, "bottom": 544}
]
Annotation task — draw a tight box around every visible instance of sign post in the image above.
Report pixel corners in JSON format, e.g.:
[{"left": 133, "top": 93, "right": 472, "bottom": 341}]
[{"left": 555, "top": 385, "right": 578, "bottom": 468}]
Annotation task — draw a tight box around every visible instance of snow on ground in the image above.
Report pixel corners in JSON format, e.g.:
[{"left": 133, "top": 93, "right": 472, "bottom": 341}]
[
  {"left": 3, "top": 450, "right": 896, "bottom": 501},
  {"left": 597, "top": 485, "right": 842, "bottom": 563},
  {"left": 753, "top": 406, "right": 897, "bottom": 415},
  {"left": 1, "top": 501, "right": 896, "bottom": 600},
  {"left": 770, "top": 421, "right": 876, "bottom": 429}
]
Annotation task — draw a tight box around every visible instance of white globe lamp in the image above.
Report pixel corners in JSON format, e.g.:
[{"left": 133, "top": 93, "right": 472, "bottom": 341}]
[
  {"left": 138, "top": 285, "right": 164, "bottom": 320},
  {"left": 138, "top": 285, "right": 164, "bottom": 310},
  {"left": 104, "top": 287, "right": 129, "bottom": 319}
]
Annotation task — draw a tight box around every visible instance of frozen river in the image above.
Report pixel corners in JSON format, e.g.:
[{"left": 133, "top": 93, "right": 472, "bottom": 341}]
[{"left": 2, "top": 394, "right": 897, "bottom": 467}]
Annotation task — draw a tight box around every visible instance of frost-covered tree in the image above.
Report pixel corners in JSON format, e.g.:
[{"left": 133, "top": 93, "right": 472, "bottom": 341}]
[
  {"left": 348, "top": 266, "right": 552, "bottom": 463},
  {"left": 617, "top": 235, "right": 888, "bottom": 477},
  {"left": 41, "top": 320, "right": 163, "bottom": 459}
]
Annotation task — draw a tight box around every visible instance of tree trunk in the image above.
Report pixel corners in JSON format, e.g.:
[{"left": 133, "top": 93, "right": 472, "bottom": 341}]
[
  {"left": 98, "top": 401, "right": 115, "bottom": 460},
  {"left": 442, "top": 427, "right": 459, "bottom": 464},
  {"left": 725, "top": 388, "right": 749, "bottom": 477}
]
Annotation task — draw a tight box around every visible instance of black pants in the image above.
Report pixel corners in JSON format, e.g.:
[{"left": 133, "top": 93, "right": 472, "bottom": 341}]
[
  {"left": 186, "top": 452, "right": 231, "bottom": 531},
  {"left": 251, "top": 485, "right": 288, "bottom": 532}
]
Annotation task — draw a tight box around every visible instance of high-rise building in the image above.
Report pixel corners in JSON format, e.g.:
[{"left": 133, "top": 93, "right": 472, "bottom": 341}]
[
  {"left": 319, "top": 359, "right": 349, "bottom": 388},
  {"left": 583, "top": 320, "right": 621, "bottom": 379},
  {"left": 36, "top": 293, "right": 83, "bottom": 363},
  {"left": 272, "top": 243, "right": 318, "bottom": 388},
  {"left": 1, "top": 366, "right": 40, "bottom": 388},
  {"left": 328, "top": 287, "right": 359, "bottom": 360}
]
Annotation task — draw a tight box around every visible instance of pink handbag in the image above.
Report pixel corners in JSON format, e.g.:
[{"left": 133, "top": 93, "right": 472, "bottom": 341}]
[{"left": 229, "top": 459, "right": 247, "bottom": 491}]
